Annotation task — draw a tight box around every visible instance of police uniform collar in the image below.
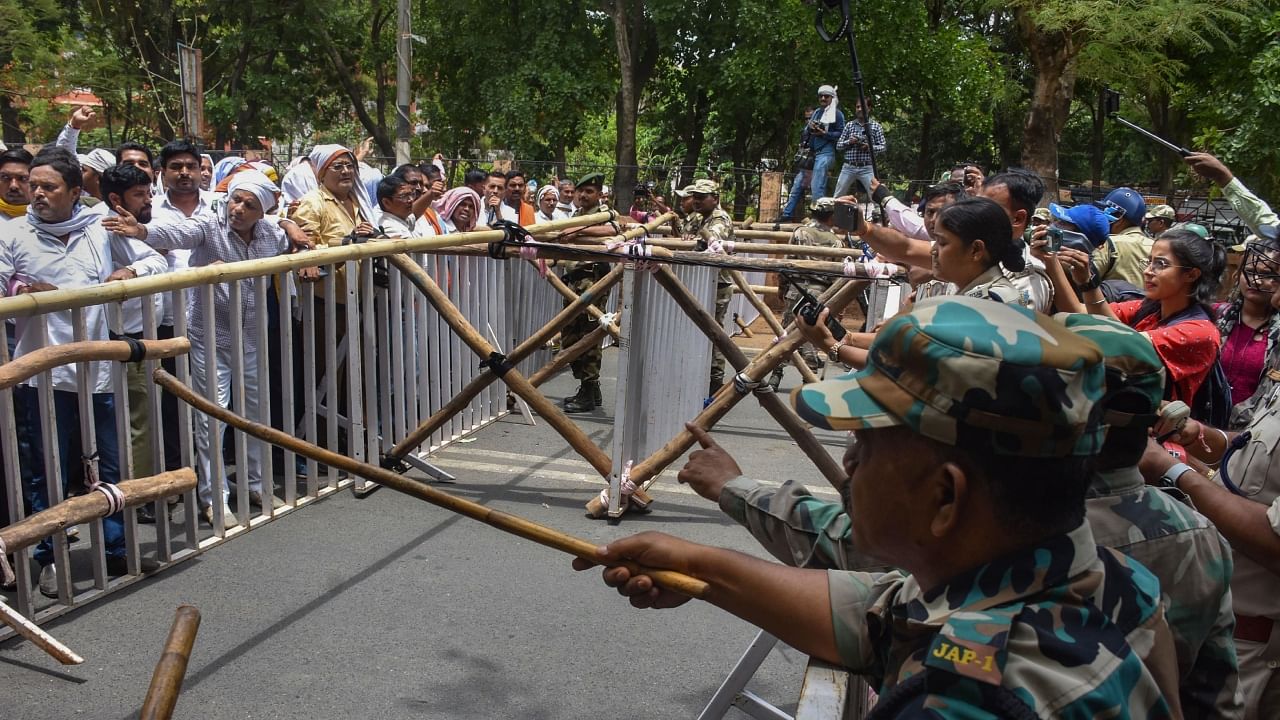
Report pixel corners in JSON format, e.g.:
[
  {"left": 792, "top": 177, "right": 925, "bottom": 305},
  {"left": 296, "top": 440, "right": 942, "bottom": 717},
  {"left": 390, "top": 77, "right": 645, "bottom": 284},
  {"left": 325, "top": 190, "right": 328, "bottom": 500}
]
[
  {"left": 957, "top": 265, "right": 1006, "bottom": 296},
  {"left": 1085, "top": 467, "right": 1146, "bottom": 498},
  {"left": 899, "top": 522, "right": 1099, "bottom": 625}
]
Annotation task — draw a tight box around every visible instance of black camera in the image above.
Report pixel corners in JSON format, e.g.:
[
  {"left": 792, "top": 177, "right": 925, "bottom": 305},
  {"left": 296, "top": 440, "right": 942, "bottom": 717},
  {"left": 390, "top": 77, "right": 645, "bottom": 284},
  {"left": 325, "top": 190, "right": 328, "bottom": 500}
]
[
  {"left": 833, "top": 202, "right": 862, "bottom": 232},
  {"left": 792, "top": 285, "right": 847, "bottom": 341}
]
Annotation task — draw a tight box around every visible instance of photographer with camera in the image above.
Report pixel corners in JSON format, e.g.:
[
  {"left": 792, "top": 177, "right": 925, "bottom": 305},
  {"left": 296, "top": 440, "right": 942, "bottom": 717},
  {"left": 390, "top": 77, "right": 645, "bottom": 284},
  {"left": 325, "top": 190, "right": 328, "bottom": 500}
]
[
  {"left": 832, "top": 98, "right": 885, "bottom": 200},
  {"left": 781, "top": 87, "right": 844, "bottom": 221}
]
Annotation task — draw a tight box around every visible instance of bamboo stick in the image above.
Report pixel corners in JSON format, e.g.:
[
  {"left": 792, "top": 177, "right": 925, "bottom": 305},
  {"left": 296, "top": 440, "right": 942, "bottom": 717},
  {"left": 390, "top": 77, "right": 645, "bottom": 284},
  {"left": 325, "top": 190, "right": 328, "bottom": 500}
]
[
  {"left": 526, "top": 326, "right": 610, "bottom": 388},
  {"left": 734, "top": 285, "right": 779, "bottom": 296},
  {"left": 138, "top": 605, "right": 201, "bottom": 720},
  {"left": 153, "top": 370, "right": 708, "bottom": 599},
  {"left": 0, "top": 600, "right": 83, "bottom": 665},
  {"left": 0, "top": 213, "right": 617, "bottom": 319},
  {"left": 538, "top": 269, "right": 621, "bottom": 339},
  {"left": 385, "top": 254, "right": 615, "bottom": 479},
  {"left": 0, "top": 470, "right": 195, "bottom": 552},
  {"left": 558, "top": 234, "right": 860, "bottom": 261},
  {"left": 729, "top": 271, "right": 818, "bottom": 384},
  {"left": 433, "top": 244, "right": 895, "bottom": 280},
  {"left": 0, "top": 338, "right": 191, "bottom": 390},
  {"left": 626, "top": 279, "right": 864, "bottom": 489},
  {"left": 387, "top": 266, "right": 623, "bottom": 460},
  {"left": 582, "top": 269, "right": 847, "bottom": 518},
  {"left": 733, "top": 317, "right": 754, "bottom": 337}
]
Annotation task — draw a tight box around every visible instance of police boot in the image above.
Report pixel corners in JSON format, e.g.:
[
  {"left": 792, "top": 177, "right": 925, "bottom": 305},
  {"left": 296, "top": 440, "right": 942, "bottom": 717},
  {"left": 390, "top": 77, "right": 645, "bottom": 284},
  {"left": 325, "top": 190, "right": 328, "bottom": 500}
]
[
  {"left": 564, "top": 381, "right": 599, "bottom": 414},
  {"left": 590, "top": 382, "right": 603, "bottom": 407},
  {"left": 767, "top": 366, "right": 783, "bottom": 391}
]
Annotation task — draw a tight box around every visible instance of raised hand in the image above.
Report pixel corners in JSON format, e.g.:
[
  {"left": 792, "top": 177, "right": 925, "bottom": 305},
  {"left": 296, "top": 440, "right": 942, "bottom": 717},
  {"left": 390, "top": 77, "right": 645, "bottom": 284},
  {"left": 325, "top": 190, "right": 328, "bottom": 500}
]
[
  {"left": 101, "top": 206, "right": 147, "bottom": 240},
  {"left": 676, "top": 422, "right": 743, "bottom": 502},
  {"left": 69, "top": 106, "right": 97, "bottom": 131}
]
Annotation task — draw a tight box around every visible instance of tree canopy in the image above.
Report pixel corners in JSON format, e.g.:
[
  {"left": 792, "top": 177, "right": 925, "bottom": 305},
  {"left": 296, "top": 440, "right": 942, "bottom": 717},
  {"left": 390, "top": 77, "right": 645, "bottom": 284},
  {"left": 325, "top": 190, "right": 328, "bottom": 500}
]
[{"left": 1, "top": 0, "right": 1275, "bottom": 205}]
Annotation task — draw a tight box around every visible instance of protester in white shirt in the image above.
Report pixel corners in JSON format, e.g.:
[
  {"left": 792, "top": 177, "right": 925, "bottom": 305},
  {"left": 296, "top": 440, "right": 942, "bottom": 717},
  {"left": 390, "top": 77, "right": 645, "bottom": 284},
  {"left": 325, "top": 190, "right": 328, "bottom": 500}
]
[
  {"left": 0, "top": 147, "right": 165, "bottom": 594},
  {"left": 105, "top": 170, "right": 296, "bottom": 529},
  {"left": 375, "top": 175, "right": 417, "bottom": 238},
  {"left": 481, "top": 170, "right": 517, "bottom": 226}
]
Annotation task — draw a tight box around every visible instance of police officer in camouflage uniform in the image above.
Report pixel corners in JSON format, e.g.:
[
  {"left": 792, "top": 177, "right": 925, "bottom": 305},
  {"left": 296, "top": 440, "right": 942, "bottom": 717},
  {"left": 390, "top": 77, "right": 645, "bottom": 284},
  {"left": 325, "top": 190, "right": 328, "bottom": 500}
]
[
  {"left": 689, "top": 179, "right": 735, "bottom": 396},
  {"left": 686, "top": 308, "right": 1242, "bottom": 717},
  {"left": 578, "top": 296, "right": 1181, "bottom": 718},
  {"left": 769, "top": 197, "right": 845, "bottom": 389},
  {"left": 560, "top": 173, "right": 609, "bottom": 413}
]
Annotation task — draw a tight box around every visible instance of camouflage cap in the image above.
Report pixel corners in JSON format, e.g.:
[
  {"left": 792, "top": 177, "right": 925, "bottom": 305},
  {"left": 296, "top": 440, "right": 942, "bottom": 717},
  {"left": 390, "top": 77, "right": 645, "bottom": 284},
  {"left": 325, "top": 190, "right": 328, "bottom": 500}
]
[
  {"left": 1053, "top": 313, "right": 1165, "bottom": 427},
  {"left": 810, "top": 197, "right": 836, "bottom": 213},
  {"left": 690, "top": 178, "right": 719, "bottom": 196},
  {"left": 674, "top": 184, "right": 697, "bottom": 198},
  {"left": 1145, "top": 204, "right": 1176, "bottom": 221},
  {"left": 1032, "top": 207, "right": 1052, "bottom": 222},
  {"left": 792, "top": 296, "right": 1107, "bottom": 457}
]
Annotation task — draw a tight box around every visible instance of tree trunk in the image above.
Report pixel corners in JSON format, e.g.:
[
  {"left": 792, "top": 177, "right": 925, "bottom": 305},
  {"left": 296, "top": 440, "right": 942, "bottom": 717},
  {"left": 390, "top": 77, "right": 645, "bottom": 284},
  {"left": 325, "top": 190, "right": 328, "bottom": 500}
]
[
  {"left": 914, "top": 107, "right": 935, "bottom": 189},
  {"left": 1145, "top": 90, "right": 1182, "bottom": 194},
  {"left": 678, "top": 88, "right": 710, "bottom": 188},
  {"left": 317, "top": 25, "right": 394, "bottom": 158},
  {"left": 1091, "top": 87, "right": 1105, "bottom": 196},
  {"left": 1015, "top": 8, "right": 1077, "bottom": 203},
  {"left": 603, "top": 0, "right": 657, "bottom": 216},
  {"left": 0, "top": 96, "right": 26, "bottom": 145}
]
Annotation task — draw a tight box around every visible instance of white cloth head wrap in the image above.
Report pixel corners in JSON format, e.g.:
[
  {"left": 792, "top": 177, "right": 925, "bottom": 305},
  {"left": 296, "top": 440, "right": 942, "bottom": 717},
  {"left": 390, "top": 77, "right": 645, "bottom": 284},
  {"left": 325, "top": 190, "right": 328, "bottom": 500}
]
[
  {"left": 226, "top": 170, "right": 280, "bottom": 215},
  {"left": 78, "top": 148, "right": 117, "bottom": 174}
]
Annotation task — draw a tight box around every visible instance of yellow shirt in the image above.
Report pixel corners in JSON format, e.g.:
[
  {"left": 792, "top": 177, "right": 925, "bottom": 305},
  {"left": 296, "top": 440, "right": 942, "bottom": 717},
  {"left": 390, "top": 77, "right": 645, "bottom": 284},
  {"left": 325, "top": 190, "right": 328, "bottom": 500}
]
[{"left": 289, "top": 185, "right": 369, "bottom": 302}]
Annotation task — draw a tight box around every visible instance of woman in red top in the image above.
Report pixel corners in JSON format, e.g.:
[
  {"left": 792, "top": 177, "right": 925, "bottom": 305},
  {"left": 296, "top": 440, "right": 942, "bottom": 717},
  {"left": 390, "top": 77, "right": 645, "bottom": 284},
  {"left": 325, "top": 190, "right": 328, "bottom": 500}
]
[{"left": 1040, "top": 226, "right": 1226, "bottom": 404}]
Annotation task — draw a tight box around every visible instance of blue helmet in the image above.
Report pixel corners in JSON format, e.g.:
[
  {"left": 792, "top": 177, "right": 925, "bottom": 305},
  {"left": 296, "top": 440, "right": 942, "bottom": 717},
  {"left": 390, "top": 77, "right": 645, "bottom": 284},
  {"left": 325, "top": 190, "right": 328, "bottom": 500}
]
[{"left": 1096, "top": 187, "right": 1147, "bottom": 227}]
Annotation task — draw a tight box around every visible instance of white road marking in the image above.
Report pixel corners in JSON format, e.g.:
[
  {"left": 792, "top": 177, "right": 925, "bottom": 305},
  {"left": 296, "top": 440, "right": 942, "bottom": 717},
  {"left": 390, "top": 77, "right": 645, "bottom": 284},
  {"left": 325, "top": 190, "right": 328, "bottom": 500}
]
[{"left": 427, "top": 451, "right": 839, "bottom": 498}]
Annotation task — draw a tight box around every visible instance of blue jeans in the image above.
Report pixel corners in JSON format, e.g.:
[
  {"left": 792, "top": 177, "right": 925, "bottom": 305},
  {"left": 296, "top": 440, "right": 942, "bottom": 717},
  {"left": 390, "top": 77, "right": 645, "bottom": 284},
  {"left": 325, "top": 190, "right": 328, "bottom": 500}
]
[
  {"left": 782, "top": 169, "right": 809, "bottom": 219},
  {"left": 810, "top": 150, "right": 835, "bottom": 199},
  {"left": 834, "top": 164, "right": 875, "bottom": 199},
  {"left": 17, "top": 387, "right": 124, "bottom": 566}
]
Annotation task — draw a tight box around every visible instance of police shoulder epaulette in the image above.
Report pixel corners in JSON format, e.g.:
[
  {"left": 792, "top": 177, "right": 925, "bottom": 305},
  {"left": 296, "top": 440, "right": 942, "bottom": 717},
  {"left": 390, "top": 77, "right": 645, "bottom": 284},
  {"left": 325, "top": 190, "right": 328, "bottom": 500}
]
[{"left": 923, "top": 603, "right": 1022, "bottom": 686}]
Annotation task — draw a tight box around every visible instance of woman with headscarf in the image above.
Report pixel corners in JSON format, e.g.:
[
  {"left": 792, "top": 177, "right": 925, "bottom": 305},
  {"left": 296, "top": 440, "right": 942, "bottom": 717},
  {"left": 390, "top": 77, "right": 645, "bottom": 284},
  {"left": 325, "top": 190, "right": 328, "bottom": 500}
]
[
  {"left": 104, "top": 170, "right": 305, "bottom": 529},
  {"left": 535, "top": 185, "right": 566, "bottom": 223},
  {"left": 438, "top": 186, "right": 481, "bottom": 234},
  {"left": 210, "top": 156, "right": 246, "bottom": 189}
]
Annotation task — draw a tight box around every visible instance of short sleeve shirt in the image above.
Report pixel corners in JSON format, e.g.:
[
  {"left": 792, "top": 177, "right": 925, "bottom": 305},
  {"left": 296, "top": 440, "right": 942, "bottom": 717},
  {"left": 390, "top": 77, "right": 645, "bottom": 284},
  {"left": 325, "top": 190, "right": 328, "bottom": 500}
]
[{"left": 1113, "top": 300, "right": 1220, "bottom": 403}]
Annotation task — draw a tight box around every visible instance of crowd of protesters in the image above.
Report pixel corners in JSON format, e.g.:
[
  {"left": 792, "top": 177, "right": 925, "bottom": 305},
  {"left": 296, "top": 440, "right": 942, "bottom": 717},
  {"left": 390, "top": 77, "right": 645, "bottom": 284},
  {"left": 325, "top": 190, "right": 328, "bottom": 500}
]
[{"left": 2, "top": 87, "right": 1280, "bottom": 719}]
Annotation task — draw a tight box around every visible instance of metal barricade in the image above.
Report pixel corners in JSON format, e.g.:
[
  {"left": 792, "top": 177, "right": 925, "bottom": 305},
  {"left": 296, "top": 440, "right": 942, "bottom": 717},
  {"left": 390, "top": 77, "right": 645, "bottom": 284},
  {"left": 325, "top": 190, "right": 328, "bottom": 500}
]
[
  {"left": 0, "top": 241, "right": 514, "bottom": 637},
  {"left": 608, "top": 264, "right": 716, "bottom": 515}
]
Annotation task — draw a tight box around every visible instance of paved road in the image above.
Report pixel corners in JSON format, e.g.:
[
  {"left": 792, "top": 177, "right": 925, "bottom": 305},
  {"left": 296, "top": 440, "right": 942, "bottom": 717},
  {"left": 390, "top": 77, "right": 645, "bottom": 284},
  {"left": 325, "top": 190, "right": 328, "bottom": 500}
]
[{"left": 0, "top": 352, "right": 849, "bottom": 719}]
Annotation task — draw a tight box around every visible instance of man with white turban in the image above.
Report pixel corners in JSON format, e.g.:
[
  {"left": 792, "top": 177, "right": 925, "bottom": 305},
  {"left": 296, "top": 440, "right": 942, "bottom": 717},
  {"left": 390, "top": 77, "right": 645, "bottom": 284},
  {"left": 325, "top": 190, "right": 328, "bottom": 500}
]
[
  {"left": 105, "top": 170, "right": 309, "bottom": 530},
  {"left": 76, "top": 148, "right": 117, "bottom": 206}
]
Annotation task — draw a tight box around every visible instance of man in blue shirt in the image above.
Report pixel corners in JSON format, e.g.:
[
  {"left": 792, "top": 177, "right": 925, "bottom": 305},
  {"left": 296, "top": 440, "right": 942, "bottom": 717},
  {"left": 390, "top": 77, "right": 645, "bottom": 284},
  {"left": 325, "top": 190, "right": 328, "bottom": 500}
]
[{"left": 782, "top": 85, "right": 844, "bottom": 221}]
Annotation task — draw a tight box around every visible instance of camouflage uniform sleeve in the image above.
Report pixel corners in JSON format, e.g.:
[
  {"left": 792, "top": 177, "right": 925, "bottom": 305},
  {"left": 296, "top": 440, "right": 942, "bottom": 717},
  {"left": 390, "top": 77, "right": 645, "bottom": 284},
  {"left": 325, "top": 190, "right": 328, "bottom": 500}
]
[
  {"left": 718, "top": 477, "right": 877, "bottom": 570},
  {"left": 828, "top": 569, "right": 901, "bottom": 676},
  {"left": 1175, "top": 537, "right": 1243, "bottom": 720},
  {"left": 698, "top": 213, "right": 734, "bottom": 250}
]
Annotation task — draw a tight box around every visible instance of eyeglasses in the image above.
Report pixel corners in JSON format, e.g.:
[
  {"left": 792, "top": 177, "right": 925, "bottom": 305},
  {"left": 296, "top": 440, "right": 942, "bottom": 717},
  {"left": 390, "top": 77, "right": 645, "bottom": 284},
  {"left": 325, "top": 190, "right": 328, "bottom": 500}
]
[
  {"left": 327, "top": 162, "right": 356, "bottom": 173},
  {"left": 1143, "top": 258, "right": 1190, "bottom": 272},
  {"left": 392, "top": 192, "right": 416, "bottom": 203}
]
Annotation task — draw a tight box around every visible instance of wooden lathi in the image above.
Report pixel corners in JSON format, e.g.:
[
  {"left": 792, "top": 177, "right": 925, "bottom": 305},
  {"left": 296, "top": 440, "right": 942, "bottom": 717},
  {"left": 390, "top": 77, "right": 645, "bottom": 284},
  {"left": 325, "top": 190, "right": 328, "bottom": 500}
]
[
  {"left": 139, "top": 605, "right": 201, "bottom": 720},
  {"left": 153, "top": 370, "right": 709, "bottom": 599},
  {"left": 0, "top": 469, "right": 195, "bottom": 666},
  {"left": 0, "top": 337, "right": 191, "bottom": 390}
]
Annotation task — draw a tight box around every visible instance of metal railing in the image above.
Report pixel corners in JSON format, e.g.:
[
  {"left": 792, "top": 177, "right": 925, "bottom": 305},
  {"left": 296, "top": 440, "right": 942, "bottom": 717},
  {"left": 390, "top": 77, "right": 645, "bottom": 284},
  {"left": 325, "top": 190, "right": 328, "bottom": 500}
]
[{"left": 0, "top": 220, "right": 600, "bottom": 635}]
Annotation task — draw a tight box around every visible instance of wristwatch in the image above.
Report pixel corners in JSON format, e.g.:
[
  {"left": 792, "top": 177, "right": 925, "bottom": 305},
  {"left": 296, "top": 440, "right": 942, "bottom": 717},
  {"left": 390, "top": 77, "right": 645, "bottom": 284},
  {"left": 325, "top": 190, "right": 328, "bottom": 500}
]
[{"left": 1158, "top": 462, "right": 1194, "bottom": 490}]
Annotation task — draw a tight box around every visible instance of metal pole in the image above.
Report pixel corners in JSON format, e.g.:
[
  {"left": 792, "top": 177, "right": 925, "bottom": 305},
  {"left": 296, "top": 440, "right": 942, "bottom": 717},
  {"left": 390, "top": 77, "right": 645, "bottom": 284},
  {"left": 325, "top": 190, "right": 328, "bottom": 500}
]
[{"left": 395, "top": 0, "right": 412, "bottom": 166}]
